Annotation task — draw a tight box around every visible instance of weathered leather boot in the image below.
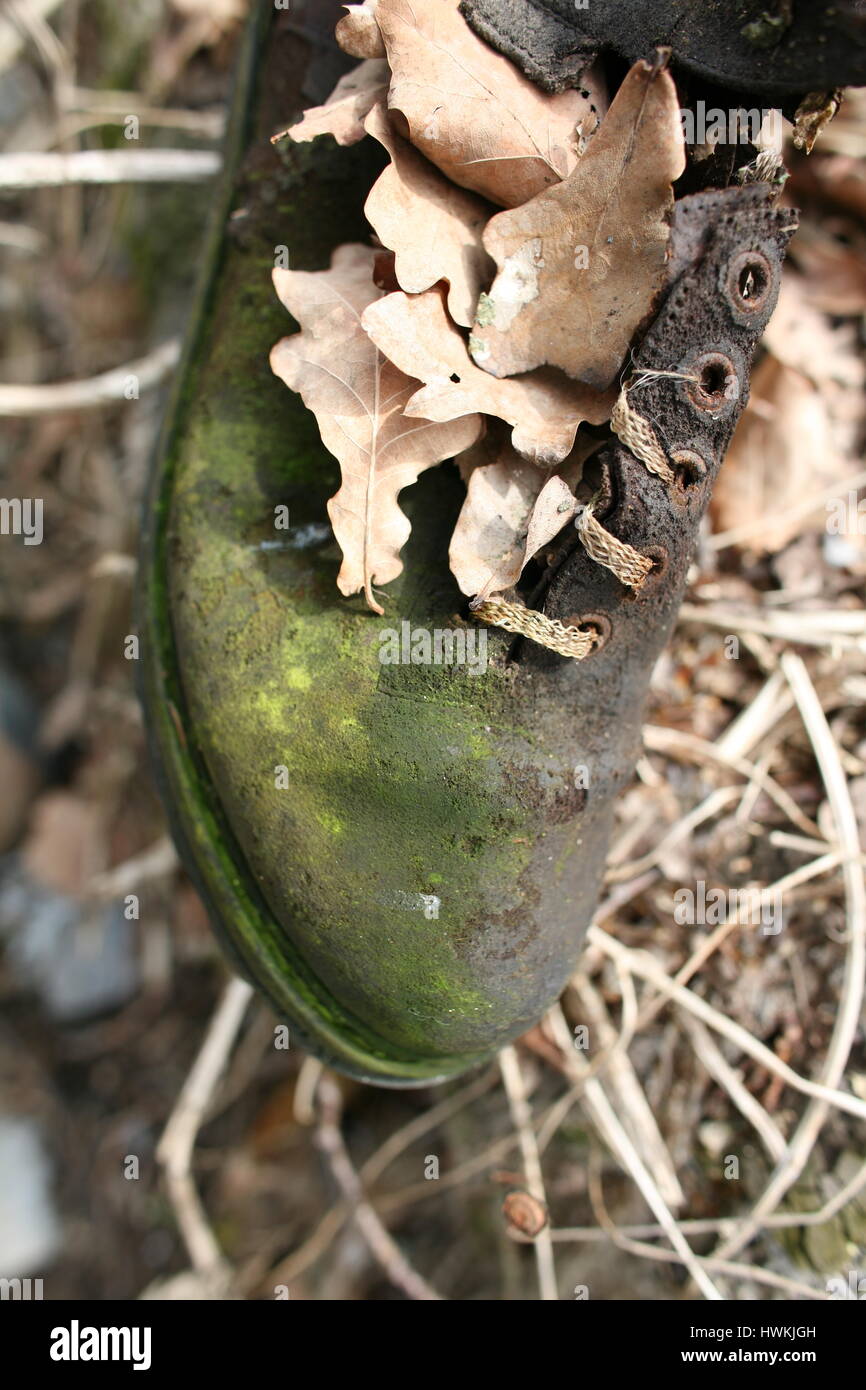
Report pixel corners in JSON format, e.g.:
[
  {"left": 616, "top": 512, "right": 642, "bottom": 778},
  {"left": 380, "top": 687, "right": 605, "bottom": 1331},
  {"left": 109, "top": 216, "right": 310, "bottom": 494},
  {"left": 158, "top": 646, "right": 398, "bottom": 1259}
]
[
  {"left": 139, "top": 0, "right": 827, "bottom": 1084},
  {"left": 461, "top": 0, "right": 866, "bottom": 105}
]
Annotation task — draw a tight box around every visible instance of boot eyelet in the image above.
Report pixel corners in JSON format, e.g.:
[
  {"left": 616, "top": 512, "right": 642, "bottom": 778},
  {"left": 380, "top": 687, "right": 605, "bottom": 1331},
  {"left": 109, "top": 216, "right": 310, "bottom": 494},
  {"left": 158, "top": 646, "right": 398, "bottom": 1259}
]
[
  {"left": 724, "top": 248, "right": 774, "bottom": 318},
  {"left": 682, "top": 351, "right": 739, "bottom": 417},
  {"left": 643, "top": 545, "right": 669, "bottom": 581},
  {"left": 562, "top": 611, "right": 611, "bottom": 653},
  {"left": 670, "top": 447, "right": 709, "bottom": 489}
]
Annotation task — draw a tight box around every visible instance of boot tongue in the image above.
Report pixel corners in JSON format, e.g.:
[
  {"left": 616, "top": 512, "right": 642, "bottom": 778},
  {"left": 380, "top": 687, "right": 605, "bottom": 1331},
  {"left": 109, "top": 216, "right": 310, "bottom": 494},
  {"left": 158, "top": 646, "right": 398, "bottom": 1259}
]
[{"left": 460, "top": 0, "right": 866, "bottom": 104}]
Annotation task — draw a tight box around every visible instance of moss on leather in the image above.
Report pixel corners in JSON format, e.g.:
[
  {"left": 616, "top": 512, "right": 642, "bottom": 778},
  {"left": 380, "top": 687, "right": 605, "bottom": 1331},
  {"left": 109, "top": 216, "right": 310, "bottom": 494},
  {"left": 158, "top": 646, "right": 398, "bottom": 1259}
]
[
  {"left": 140, "top": 16, "right": 551, "bottom": 1078},
  {"left": 166, "top": 372, "right": 539, "bottom": 1055}
]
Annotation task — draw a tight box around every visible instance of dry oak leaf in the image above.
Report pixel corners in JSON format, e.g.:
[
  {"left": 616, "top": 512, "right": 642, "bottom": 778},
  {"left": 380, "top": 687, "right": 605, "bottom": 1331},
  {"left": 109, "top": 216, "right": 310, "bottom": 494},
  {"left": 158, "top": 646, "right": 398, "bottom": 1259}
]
[
  {"left": 286, "top": 58, "right": 389, "bottom": 148},
  {"left": 523, "top": 473, "right": 581, "bottom": 563},
  {"left": 449, "top": 434, "right": 580, "bottom": 598},
  {"left": 364, "top": 102, "right": 493, "bottom": 327},
  {"left": 270, "top": 244, "right": 482, "bottom": 613},
  {"left": 763, "top": 271, "right": 866, "bottom": 391},
  {"left": 711, "top": 356, "right": 838, "bottom": 556},
  {"left": 362, "top": 287, "right": 615, "bottom": 466},
  {"left": 336, "top": 1, "right": 385, "bottom": 59},
  {"left": 375, "top": 0, "right": 605, "bottom": 209},
  {"left": 788, "top": 222, "right": 866, "bottom": 317},
  {"left": 470, "top": 57, "right": 686, "bottom": 389},
  {"left": 449, "top": 433, "right": 548, "bottom": 598}
]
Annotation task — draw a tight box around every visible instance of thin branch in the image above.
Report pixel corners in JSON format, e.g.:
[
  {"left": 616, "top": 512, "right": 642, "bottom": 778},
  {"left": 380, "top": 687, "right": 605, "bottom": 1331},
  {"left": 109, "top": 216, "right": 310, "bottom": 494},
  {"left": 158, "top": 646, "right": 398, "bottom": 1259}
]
[
  {"left": 709, "top": 466, "right": 866, "bottom": 551},
  {"left": 678, "top": 1012, "right": 788, "bottom": 1163},
  {"left": 570, "top": 975, "right": 684, "bottom": 1208},
  {"left": 552, "top": 1154, "right": 866, "bottom": 1242},
  {"left": 59, "top": 88, "right": 225, "bottom": 139},
  {"left": 292, "top": 1056, "right": 324, "bottom": 1127},
  {"left": 631, "top": 849, "right": 848, "bottom": 1038},
  {"left": 0, "top": 0, "right": 63, "bottom": 70},
  {"left": 0, "top": 148, "right": 219, "bottom": 188},
  {"left": 0, "top": 219, "right": 46, "bottom": 252},
  {"left": 499, "top": 1046, "right": 558, "bottom": 1301},
  {"left": 715, "top": 669, "right": 791, "bottom": 761},
  {"left": 606, "top": 785, "right": 742, "bottom": 882},
  {"left": 642, "top": 723, "right": 822, "bottom": 838},
  {"left": 315, "top": 1072, "right": 443, "bottom": 1301},
  {"left": 264, "top": 1068, "right": 498, "bottom": 1291},
  {"left": 363, "top": 1067, "right": 499, "bottom": 1190},
  {"left": 0, "top": 339, "right": 180, "bottom": 416},
  {"left": 546, "top": 1007, "right": 723, "bottom": 1301},
  {"left": 585, "top": 1159, "right": 824, "bottom": 1302},
  {"left": 156, "top": 977, "right": 254, "bottom": 1287},
  {"left": 88, "top": 835, "right": 178, "bottom": 902},
  {"left": 679, "top": 602, "right": 866, "bottom": 653},
  {"left": 376, "top": 1132, "right": 528, "bottom": 1217}
]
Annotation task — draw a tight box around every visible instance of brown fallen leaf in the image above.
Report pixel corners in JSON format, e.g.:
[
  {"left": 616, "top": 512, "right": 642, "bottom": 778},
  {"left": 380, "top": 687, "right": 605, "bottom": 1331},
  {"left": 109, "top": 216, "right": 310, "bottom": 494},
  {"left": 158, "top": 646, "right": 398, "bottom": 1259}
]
[
  {"left": 788, "top": 154, "right": 866, "bottom": 227},
  {"left": 792, "top": 89, "right": 844, "bottom": 155},
  {"left": 788, "top": 220, "right": 866, "bottom": 317},
  {"left": 449, "top": 432, "right": 547, "bottom": 599},
  {"left": 523, "top": 473, "right": 581, "bottom": 563},
  {"left": 470, "top": 57, "right": 685, "bottom": 388},
  {"left": 285, "top": 58, "right": 389, "bottom": 148},
  {"left": 364, "top": 103, "right": 493, "bottom": 328},
  {"left": 449, "top": 436, "right": 581, "bottom": 599},
  {"left": 362, "top": 287, "right": 615, "bottom": 466},
  {"left": 270, "top": 245, "right": 482, "bottom": 613},
  {"left": 336, "top": 1, "right": 385, "bottom": 59},
  {"left": 792, "top": 86, "right": 866, "bottom": 160},
  {"left": 711, "top": 356, "right": 839, "bottom": 555},
  {"left": 376, "top": 0, "right": 605, "bottom": 209},
  {"left": 763, "top": 270, "right": 865, "bottom": 390},
  {"left": 760, "top": 270, "right": 865, "bottom": 475}
]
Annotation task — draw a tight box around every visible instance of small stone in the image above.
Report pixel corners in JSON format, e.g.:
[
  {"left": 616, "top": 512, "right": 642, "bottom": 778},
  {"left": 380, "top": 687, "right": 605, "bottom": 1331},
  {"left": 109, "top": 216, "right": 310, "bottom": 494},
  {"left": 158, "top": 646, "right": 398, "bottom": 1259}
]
[
  {"left": 0, "top": 867, "right": 138, "bottom": 1023},
  {"left": 0, "top": 1117, "right": 61, "bottom": 1277}
]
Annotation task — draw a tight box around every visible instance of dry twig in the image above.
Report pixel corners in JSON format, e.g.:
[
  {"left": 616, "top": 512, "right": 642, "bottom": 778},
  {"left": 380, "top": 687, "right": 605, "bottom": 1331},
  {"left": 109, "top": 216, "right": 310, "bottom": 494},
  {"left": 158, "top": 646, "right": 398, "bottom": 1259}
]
[
  {"left": 499, "top": 1045, "right": 559, "bottom": 1300},
  {"left": 711, "top": 654, "right": 866, "bottom": 1263},
  {"left": 0, "top": 148, "right": 219, "bottom": 187},
  {"left": 570, "top": 975, "right": 685, "bottom": 1208},
  {"left": 585, "top": 1156, "right": 826, "bottom": 1302},
  {"left": 589, "top": 926, "right": 866, "bottom": 1122},
  {"left": 546, "top": 1006, "right": 723, "bottom": 1300},
  {"left": 314, "top": 1072, "right": 443, "bottom": 1301},
  {"left": 156, "top": 977, "right": 254, "bottom": 1292},
  {"left": 0, "top": 339, "right": 181, "bottom": 416},
  {"left": 263, "top": 1068, "right": 498, "bottom": 1292}
]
